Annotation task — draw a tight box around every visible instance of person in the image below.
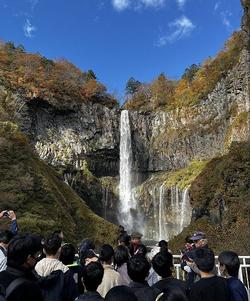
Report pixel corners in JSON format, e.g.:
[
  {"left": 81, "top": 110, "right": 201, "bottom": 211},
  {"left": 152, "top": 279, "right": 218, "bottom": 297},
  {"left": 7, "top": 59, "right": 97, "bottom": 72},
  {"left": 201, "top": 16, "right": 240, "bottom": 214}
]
[
  {"left": 189, "top": 248, "right": 230, "bottom": 301},
  {"left": 97, "top": 244, "right": 121, "bottom": 298},
  {"left": 151, "top": 251, "right": 187, "bottom": 294},
  {"left": 0, "top": 210, "right": 18, "bottom": 236},
  {"left": 185, "top": 231, "right": 217, "bottom": 285},
  {"left": 35, "top": 233, "right": 78, "bottom": 301},
  {"left": 155, "top": 287, "right": 188, "bottom": 301},
  {"left": 60, "top": 243, "right": 84, "bottom": 294},
  {"left": 218, "top": 251, "right": 248, "bottom": 301},
  {"left": 158, "top": 240, "right": 170, "bottom": 253},
  {"left": 0, "top": 230, "right": 14, "bottom": 272},
  {"left": 117, "top": 233, "right": 131, "bottom": 248},
  {"left": 114, "top": 245, "right": 130, "bottom": 285},
  {"left": 0, "top": 233, "right": 43, "bottom": 301},
  {"left": 105, "top": 285, "right": 138, "bottom": 301},
  {"left": 77, "top": 262, "right": 104, "bottom": 301},
  {"left": 79, "top": 239, "right": 97, "bottom": 266},
  {"left": 127, "top": 255, "right": 158, "bottom": 301},
  {"left": 129, "top": 232, "right": 143, "bottom": 256}
]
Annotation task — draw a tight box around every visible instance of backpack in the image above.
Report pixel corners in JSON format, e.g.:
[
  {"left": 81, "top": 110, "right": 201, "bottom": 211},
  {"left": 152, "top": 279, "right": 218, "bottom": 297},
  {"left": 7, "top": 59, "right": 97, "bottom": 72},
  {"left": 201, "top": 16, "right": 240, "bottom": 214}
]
[{"left": 0, "top": 278, "right": 26, "bottom": 301}]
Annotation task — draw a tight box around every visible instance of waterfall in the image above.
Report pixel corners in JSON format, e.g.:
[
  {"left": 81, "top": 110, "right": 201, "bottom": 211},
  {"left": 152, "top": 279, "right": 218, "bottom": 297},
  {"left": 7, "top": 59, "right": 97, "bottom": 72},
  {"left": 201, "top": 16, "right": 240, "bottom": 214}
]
[
  {"left": 150, "top": 185, "right": 192, "bottom": 241},
  {"left": 180, "top": 187, "right": 192, "bottom": 231},
  {"left": 158, "top": 184, "right": 168, "bottom": 241},
  {"left": 119, "top": 110, "right": 134, "bottom": 231}
]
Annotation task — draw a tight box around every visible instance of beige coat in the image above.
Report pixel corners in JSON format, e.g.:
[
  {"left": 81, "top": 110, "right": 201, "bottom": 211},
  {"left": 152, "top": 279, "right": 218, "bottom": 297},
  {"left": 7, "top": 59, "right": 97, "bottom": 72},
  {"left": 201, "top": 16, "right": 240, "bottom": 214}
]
[{"left": 97, "top": 264, "right": 122, "bottom": 297}]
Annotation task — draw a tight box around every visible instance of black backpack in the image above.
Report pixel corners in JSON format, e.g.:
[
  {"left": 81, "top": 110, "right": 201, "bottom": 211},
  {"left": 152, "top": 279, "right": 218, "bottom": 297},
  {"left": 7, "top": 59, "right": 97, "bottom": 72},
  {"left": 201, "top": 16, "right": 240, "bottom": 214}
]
[{"left": 0, "top": 278, "right": 26, "bottom": 301}]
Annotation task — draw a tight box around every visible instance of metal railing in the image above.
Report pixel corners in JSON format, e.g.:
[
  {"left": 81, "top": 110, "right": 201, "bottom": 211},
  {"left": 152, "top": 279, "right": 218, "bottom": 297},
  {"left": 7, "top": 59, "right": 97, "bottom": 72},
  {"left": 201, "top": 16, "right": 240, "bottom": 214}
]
[{"left": 172, "top": 255, "right": 250, "bottom": 290}]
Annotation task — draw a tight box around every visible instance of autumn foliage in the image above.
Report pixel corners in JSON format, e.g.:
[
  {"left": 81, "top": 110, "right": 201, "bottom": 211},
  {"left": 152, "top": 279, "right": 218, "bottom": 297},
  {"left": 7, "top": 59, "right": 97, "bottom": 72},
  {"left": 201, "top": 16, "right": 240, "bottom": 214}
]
[
  {"left": 0, "top": 41, "right": 117, "bottom": 108},
  {"left": 125, "top": 31, "right": 244, "bottom": 111}
]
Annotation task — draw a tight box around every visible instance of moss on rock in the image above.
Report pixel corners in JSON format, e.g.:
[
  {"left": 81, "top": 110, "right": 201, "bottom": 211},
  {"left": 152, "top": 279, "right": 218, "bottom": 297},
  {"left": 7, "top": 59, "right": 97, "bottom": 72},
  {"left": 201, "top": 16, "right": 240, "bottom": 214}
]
[{"left": 0, "top": 121, "right": 118, "bottom": 245}]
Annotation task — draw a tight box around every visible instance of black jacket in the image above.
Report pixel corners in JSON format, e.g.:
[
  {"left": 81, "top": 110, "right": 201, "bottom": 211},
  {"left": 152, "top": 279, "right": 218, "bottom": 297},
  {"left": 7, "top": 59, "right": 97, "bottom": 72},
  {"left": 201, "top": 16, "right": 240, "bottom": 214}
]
[
  {"left": 77, "top": 291, "right": 104, "bottom": 301},
  {"left": 37, "top": 269, "right": 78, "bottom": 301},
  {"left": 129, "top": 281, "right": 159, "bottom": 301},
  {"left": 0, "top": 266, "right": 43, "bottom": 301}
]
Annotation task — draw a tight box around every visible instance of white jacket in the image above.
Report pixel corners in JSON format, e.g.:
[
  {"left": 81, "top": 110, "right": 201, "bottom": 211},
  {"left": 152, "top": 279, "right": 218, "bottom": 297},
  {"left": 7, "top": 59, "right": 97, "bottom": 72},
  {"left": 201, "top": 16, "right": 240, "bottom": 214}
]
[{"left": 35, "top": 258, "right": 69, "bottom": 277}]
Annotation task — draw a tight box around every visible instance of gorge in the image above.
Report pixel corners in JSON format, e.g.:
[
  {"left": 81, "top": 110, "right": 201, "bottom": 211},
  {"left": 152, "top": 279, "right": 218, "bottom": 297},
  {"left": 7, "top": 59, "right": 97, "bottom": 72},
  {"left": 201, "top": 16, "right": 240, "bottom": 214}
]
[{"left": 0, "top": 0, "right": 249, "bottom": 253}]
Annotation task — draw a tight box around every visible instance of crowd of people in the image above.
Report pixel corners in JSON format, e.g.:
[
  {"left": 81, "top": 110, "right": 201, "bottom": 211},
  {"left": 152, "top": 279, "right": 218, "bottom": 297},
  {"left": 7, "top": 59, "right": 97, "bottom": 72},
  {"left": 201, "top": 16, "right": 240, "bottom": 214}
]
[{"left": 0, "top": 210, "right": 249, "bottom": 301}]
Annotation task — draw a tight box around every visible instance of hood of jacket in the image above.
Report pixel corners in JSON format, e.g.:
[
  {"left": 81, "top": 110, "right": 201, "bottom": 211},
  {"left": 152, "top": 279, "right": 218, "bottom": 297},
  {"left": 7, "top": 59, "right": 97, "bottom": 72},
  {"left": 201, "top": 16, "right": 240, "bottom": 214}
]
[{"left": 35, "top": 258, "right": 68, "bottom": 277}]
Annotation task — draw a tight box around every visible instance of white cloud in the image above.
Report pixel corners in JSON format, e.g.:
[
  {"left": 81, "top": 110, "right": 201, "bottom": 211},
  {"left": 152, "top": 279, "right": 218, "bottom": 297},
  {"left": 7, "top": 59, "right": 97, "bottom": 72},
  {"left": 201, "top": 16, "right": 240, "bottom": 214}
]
[
  {"left": 111, "top": 0, "right": 166, "bottom": 11},
  {"left": 221, "top": 11, "right": 232, "bottom": 29},
  {"left": 157, "top": 16, "right": 195, "bottom": 46},
  {"left": 112, "top": 0, "right": 130, "bottom": 11},
  {"left": 177, "top": 0, "right": 186, "bottom": 8},
  {"left": 23, "top": 19, "right": 36, "bottom": 38}
]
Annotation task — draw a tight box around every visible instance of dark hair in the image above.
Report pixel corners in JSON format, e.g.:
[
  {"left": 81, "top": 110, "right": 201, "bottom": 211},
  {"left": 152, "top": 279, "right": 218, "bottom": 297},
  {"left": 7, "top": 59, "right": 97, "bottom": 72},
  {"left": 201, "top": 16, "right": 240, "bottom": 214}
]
[
  {"left": 127, "top": 255, "right": 150, "bottom": 283},
  {"left": 117, "top": 233, "right": 130, "bottom": 247},
  {"left": 136, "top": 244, "right": 147, "bottom": 257},
  {"left": 44, "top": 234, "right": 62, "bottom": 256},
  {"left": 60, "top": 243, "right": 75, "bottom": 265},
  {"left": 152, "top": 251, "right": 173, "bottom": 278},
  {"left": 158, "top": 240, "right": 168, "bottom": 252},
  {"left": 105, "top": 285, "right": 138, "bottom": 301},
  {"left": 82, "top": 261, "right": 104, "bottom": 291},
  {"left": 157, "top": 287, "right": 188, "bottom": 301},
  {"left": 218, "top": 251, "right": 240, "bottom": 277},
  {"left": 7, "top": 234, "right": 42, "bottom": 267},
  {"left": 0, "top": 230, "right": 14, "bottom": 244},
  {"left": 114, "top": 245, "right": 129, "bottom": 268},
  {"left": 79, "top": 239, "right": 95, "bottom": 261},
  {"left": 193, "top": 248, "right": 215, "bottom": 272},
  {"left": 100, "top": 244, "right": 114, "bottom": 263}
]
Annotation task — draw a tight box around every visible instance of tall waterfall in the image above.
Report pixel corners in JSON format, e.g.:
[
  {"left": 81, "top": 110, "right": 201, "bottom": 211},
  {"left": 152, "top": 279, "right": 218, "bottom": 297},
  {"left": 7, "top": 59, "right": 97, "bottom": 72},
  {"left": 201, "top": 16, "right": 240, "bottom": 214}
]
[{"left": 119, "top": 110, "right": 135, "bottom": 231}]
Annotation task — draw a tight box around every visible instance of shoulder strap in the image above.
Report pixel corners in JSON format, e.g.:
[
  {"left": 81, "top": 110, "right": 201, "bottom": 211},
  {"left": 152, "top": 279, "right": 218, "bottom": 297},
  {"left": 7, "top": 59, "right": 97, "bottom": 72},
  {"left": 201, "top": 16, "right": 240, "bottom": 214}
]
[
  {"left": 5, "top": 278, "right": 26, "bottom": 298},
  {"left": 0, "top": 246, "right": 7, "bottom": 257}
]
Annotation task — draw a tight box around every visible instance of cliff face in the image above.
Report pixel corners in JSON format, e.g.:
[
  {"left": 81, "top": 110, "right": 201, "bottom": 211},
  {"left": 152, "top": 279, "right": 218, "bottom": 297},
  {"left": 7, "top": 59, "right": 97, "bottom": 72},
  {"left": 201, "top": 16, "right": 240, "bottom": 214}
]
[
  {"left": 20, "top": 99, "right": 120, "bottom": 177},
  {"left": 129, "top": 48, "right": 249, "bottom": 174}
]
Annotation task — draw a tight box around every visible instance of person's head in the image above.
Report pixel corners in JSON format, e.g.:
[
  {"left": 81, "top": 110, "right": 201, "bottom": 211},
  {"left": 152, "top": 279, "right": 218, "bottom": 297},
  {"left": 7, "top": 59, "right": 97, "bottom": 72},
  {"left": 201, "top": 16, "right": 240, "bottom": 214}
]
[
  {"left": 127, "top": 255, "right": 151, "bottom": 283},
  {"left": 7, "top": 234, "right": 42, "bottom": 269},
  {"left": 218, "top": 251, "right": 240, "bottom": 278},
  {"left": 156, "top": 287, "right": 188, "bottom": 301},
  {"left": 190, "top": 231, "right": 207, "bottom": 248},
  {"left": 44, "top": 233, "right": 62, "bottom": 258},
  {"left": 152, "top": 251, "right": 173, "bottom": 278},
  {"left": 82, "top": 261, "right": 104, "bottom": 291},
  {"left": 131, "top": 232, "right": 142, "bottom": 246},
  {"left": 117, "top": 233, "right": 131, "bottom": 247},
  {"left": 59, "top": 243, "right": 75, "bottom": 265},
  {"left": 158, "top": 240, "right": 168, "bottom": 252},
  {"left": 53, "top": 230, "right": 64, "bottom": 241},
  {"left": 193, "top": 248, "right": 215, "bottom": 273},
  {"left": 100, "top": 244, "right": 114, "bottom": 265},
  {"left": 105, "top": 285, "right": 138, "bottom": 301},
  {"left": 79, "top": 239, "right": 95, "bottom": 264},
  {"left": 114, "top": 245, "right": 129, "bottom": 268},
  {"left": 0, "top": 230, "right": 15, "bottom": 248}
]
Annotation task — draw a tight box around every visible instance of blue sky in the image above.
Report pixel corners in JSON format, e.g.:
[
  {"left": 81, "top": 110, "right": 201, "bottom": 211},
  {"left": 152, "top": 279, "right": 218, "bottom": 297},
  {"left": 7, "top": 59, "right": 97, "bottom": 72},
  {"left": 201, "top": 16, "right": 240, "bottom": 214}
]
[{"left": 0, "top": 0, "right": 243, "bottom": 101}]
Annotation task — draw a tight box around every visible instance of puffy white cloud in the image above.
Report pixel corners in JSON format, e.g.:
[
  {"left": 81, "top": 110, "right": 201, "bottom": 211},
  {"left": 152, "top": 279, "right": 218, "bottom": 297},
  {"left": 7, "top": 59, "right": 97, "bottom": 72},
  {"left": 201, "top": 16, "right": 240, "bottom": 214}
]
[{"left": 23, "top": 19, "right": 36, "bottom": 38}]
